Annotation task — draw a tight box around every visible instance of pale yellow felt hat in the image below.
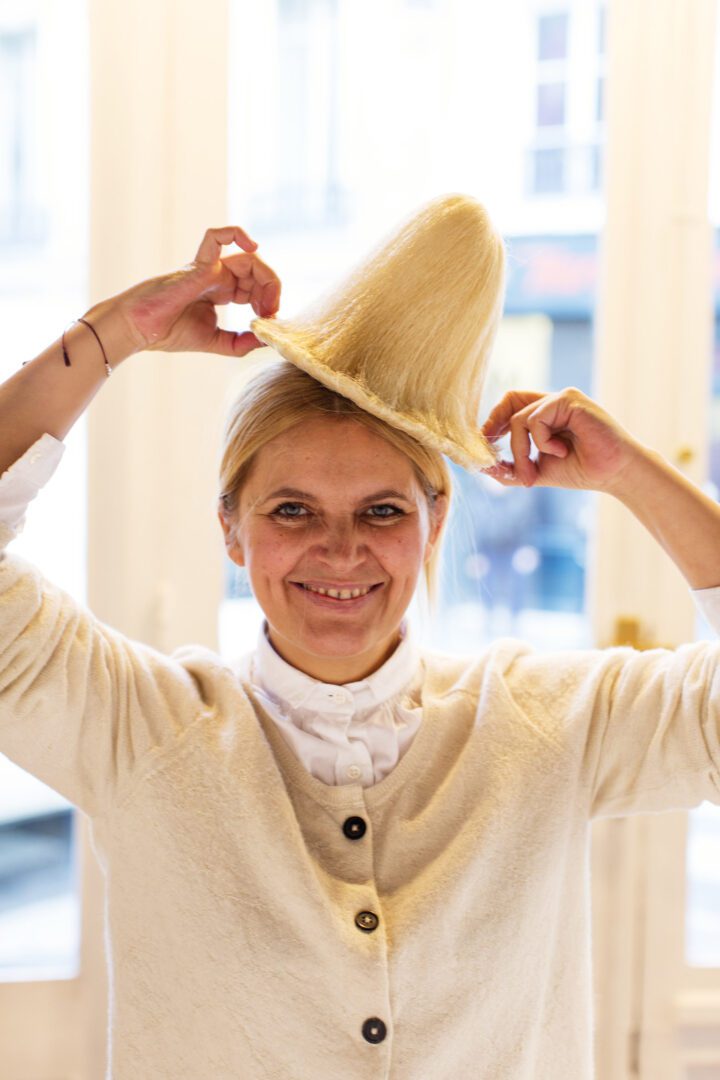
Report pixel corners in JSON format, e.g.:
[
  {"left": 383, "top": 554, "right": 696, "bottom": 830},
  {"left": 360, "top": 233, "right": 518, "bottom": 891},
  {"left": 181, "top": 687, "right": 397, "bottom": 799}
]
[{"left": 249, "top": 192, "right": 506, "bottom": 473}]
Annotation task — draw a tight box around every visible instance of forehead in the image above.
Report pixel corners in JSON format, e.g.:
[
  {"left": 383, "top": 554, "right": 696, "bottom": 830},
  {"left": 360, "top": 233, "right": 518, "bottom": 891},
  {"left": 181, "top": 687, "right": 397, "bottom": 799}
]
[{"left": 246, "top": 416, "right": 419, "bottom": 495}]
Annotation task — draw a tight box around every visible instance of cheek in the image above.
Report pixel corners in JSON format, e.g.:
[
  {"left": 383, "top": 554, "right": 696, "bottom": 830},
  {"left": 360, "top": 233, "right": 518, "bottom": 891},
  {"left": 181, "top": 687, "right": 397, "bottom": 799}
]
[
  {"left": 370, "top": 525, "right": 428, "bottom": 572},
  {"left": 241, "top": 524, "right": 292, "bottom": 572}
]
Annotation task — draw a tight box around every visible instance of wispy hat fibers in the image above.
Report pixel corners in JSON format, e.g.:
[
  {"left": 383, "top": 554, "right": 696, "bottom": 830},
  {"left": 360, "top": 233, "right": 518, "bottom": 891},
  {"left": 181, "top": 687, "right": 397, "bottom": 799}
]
[{"left": 250, "top": 192, "right": 507, "bottom": 472}]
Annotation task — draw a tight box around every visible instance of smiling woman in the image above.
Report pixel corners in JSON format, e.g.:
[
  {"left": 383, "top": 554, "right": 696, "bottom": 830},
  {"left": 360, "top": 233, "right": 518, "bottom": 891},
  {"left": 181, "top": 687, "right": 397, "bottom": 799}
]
[
  {"left": 3, "top": 196, "right": 720, "bottom": 1080},
  {"left": 216, "top": 359, "right": 451, "bottom": 682}
]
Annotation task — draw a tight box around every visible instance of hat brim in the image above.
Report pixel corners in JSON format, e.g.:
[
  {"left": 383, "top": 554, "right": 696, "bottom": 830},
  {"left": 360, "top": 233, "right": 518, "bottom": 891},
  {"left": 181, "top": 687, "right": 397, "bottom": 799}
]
[{"left": 250, "top": 318, "right": 497, "bottom": 473}]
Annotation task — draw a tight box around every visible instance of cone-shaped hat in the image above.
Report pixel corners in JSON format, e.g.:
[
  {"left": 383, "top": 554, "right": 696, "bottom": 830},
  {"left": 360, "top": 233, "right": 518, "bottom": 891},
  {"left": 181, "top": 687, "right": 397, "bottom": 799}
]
[{"left": 250, "top": 193, "right": 506, "bottom": 472}]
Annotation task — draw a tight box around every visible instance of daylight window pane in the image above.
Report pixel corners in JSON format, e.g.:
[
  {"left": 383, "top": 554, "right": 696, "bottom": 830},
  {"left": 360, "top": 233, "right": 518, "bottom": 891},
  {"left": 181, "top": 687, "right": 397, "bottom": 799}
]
[
  {"left": 0, "top": 29, "right": 45, "bottom": 246},
  {"left": 597, "top": 76, "right": 604, "bottom": 123},
  {"left": 538, "top": 13, "right": 568, "bottom": 61},
  {"left": 590, "top": 144, "right": 603, "bottom": 191},
  {"left": 0, "top": 803, "right": 80, "bottom": 980},
  {"left": 537, "top": 82, "right": 566, "bottom": 126},
  {"left": 686, "top": 800, "right": 720, "bottom": 966},
  {"left": 688, "top": 67, "right": 720, "bottom": 961},
  {"left": 533, "top": 147, "right": 566, "bottom": 193},
  {"left": 0, "top": 0, "right": 87, "bottom": 984}
]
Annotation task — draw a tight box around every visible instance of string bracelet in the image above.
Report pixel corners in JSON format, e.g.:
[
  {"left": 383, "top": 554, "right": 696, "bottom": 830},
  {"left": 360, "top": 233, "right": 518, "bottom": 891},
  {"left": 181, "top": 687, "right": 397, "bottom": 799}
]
[
  {"left": 22, "top": 318, "right": 113, "bottom": 377},
  {"left": 76, "top": 317, "right": 112, "bottom": 377}
]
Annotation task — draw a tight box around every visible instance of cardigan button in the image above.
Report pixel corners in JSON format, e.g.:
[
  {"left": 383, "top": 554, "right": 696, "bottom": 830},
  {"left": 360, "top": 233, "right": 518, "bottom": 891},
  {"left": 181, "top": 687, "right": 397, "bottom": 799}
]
[
  {"left": 343, "top": 816, "right": 366, "bottom": 840},
  {"left": 355, "top": 911, "right": 379, "bottom": 933},
  {"left": 362, "top": 1017, "right": 387, "bottom": 1044}
]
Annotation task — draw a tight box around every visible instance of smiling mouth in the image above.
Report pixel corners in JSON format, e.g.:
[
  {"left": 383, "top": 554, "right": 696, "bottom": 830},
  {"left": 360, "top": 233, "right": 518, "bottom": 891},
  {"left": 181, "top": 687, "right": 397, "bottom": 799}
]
[{"left": 291, "top": 582, "right": 383, "bottom": 601}]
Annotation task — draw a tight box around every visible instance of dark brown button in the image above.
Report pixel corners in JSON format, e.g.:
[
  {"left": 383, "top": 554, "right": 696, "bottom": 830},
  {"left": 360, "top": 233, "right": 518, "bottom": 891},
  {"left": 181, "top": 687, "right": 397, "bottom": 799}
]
[
  {"left": 343, "top": 816, "right": 366, "bottom": 840},
  {"left": 355, "top": 911, "right": 379, "bottom": 933},
  {"left": 362, "top": 1017, "right": 387, "bottom": 1044}
]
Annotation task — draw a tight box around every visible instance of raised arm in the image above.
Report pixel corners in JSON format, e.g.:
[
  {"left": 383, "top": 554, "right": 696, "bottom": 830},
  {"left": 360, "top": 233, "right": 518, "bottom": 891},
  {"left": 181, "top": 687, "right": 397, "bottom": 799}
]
[
  {"left": 0, "top": 224, "right": 280, "bottom": 475},
  {"left": 0, "top": 225, "right": 282, "bottom": 818},
  {"left": 481, "top": 386, "right": 720, "bottom": 591}
]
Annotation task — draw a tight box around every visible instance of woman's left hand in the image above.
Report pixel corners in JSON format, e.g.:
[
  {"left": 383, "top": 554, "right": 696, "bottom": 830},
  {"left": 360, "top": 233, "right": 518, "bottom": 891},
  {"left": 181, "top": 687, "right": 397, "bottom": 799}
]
[{"left": 481, "top": 387, "right": 645, "bottom": 494}]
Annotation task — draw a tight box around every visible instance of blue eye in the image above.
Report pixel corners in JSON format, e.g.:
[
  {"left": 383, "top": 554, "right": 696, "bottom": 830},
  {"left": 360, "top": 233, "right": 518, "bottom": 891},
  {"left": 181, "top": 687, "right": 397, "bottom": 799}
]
[
  {"left": 368, "top": 504, "right": 404, "bottom": 518},
  {"left": 270, "top": 502, "right": 404, "bottom": 520},
  {"left": 271, "top": 502, "right": 307, "bottom": 518}
]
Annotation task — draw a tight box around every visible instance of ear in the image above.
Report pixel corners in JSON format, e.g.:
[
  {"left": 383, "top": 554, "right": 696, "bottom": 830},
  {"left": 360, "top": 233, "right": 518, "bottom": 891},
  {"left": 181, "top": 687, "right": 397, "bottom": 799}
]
[
  {"left": 217, "top": 508, "right": 245, "bottom": 567},
  {"left": 424, "top": 492, "right": 449, "bottom": 560}
]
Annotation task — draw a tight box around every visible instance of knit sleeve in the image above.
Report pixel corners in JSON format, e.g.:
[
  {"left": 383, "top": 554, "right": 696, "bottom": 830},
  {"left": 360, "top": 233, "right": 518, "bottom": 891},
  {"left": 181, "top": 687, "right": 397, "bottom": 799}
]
[
  {"left": 0, "top": 523, "right": 215, "bottom": 821},
  {"left": 499, "top": 639, "right": 720, "bottom": 820}
]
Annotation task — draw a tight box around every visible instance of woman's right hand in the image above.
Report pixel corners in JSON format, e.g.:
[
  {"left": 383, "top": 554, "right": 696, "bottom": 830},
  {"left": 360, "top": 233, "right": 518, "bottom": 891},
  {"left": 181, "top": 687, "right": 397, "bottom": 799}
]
[{"left": 106, "top": 225, "right": 281, "bottom": 358}]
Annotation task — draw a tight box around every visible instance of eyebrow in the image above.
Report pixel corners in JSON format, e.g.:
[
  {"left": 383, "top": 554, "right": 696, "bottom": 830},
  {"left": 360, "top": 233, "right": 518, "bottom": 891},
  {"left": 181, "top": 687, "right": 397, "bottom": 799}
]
[{"left": 261, "top": 486, "right": 415, "bottom": 504}]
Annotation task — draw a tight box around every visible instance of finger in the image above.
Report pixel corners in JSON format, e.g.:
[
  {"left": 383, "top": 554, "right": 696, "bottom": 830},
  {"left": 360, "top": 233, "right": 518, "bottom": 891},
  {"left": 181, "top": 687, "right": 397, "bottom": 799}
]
[
  {"left": 249, "top": 278, "right": 281, "bottom": 318},
  {"left": 482, "top": 462, "right": 527, "bottom": 487},
  {"left": 223, "top": 250, "right": 278, "bottom": 287},
  {"left": 508, "top": 412, "right": 538, "bottom": 486},
  {"left": 195, "top": 226, "right": 258, "bottom": 266},
  {"left": 482, "top": 390, "right": 545, "bottom": 439},
  {"left": 526, "top": 398, "right": 573, "bottom": 457},
  {"left": 205, "top": 327, "right": 267, "bottom": 358},
  {"left": 222, "top": 252, "right": 282, "bottom": 315},
  {"left": 260, "top": 279, "right": 281, "bottom": 316},
  {"left": 529, "top": 417, "right": 570, "bottom": 457}
]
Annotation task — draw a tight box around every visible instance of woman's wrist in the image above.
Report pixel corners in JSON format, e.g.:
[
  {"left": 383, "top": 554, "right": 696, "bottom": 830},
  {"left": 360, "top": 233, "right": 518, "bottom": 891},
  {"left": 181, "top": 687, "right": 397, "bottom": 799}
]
[
  {"left": 82, "top": 297, "right": 147, "bottom": 367},
  {"left": 597, "top": 439, "right": 660, "bottom": 502}
]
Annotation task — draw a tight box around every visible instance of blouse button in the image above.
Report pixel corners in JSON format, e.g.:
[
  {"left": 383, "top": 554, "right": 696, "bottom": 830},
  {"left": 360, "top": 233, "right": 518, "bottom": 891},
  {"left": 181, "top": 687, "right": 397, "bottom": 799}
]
[
  {"left": 342, "top": 816, "right": 366, "bottom": 840},
  {"left": 355, "top": 910, "right": 379, "bottom": 933},
  {"left": 346, "top": 764, "right": 362, "bottom": 780},
  {"left": 362, "top": 1017, "right": 387, "bottom": 1044}
]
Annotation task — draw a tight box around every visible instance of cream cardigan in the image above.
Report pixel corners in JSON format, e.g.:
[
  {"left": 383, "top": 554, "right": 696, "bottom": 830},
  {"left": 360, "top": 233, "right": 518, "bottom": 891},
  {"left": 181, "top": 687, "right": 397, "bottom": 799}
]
[{"left": 2, "top": 436, "right": 720, "bottom": 1078}]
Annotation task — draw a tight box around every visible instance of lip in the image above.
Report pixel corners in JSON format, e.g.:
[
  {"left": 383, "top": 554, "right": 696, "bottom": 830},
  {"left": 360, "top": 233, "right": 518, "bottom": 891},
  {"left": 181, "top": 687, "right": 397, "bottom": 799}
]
[{"left": 290, "top": 581, "right": 384, "bottom": 610}]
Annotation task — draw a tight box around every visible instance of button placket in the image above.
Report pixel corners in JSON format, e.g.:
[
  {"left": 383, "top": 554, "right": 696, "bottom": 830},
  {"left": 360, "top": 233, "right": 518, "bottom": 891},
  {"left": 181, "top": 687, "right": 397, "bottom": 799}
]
[{"left": 339, "top": 810, "right": 387, "bottom": 1050}]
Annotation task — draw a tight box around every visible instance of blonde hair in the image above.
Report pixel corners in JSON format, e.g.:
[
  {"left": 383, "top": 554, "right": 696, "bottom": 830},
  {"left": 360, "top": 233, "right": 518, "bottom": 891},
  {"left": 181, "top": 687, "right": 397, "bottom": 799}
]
[{"left": 218, "top": 360, "right": 453, "bottom": 614}]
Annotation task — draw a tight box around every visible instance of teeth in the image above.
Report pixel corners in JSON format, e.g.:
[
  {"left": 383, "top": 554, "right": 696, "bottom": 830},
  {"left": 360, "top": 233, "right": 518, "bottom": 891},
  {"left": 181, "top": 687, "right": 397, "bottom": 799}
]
[{"left": 302, "top": 584, "right": 373, "bottom": 599}]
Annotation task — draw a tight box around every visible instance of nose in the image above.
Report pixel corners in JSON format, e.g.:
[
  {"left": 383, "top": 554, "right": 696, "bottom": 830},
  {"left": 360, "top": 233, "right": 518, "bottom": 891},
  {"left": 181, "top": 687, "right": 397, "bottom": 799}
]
[{"left": 315, "top": 519, "right": 368, "bottom": 565}]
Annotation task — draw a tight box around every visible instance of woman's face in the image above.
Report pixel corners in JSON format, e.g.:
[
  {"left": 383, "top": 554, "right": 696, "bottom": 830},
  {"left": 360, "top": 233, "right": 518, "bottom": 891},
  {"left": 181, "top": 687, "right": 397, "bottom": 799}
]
[{"left": 219, "top": 415, "right": 447, "bottom": 684}]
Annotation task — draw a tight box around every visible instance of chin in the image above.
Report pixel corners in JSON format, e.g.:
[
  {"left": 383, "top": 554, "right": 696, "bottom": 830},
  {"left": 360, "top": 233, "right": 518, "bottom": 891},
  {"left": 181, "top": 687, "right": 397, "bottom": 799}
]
[
  {"left": 284, "top": 617, "right": 391, "bottom": 655},
  {"left": 298, "top": 624, "right": 382, "bottom": 650}
]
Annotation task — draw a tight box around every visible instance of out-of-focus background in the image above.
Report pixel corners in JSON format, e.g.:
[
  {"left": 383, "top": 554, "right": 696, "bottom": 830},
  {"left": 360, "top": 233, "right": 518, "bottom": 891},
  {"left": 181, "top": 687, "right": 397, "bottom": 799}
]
[{"left": 0, "top": 0, "right": 719, "bottom": 1076}]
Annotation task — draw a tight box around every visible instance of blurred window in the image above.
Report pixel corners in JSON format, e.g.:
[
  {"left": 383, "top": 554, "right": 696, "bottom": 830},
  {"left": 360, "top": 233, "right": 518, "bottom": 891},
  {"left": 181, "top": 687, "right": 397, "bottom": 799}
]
[
  {"left": 529, "top": 5, "right": 606, "bottom": 198},
  {"left": 0, "top": 27, "right": 46, "bottom": 247},
  {"left": 538, "top": 12, "right": 568, "bottom": 61},
  {"left": 685, "top": 12, "right": 720, "bottom": 969},
  {"left": 537, "top": 81, "right": 566, "bottom": 126},
  {"left": 0, "top": 0, "right": 88, "bottom": 982}
]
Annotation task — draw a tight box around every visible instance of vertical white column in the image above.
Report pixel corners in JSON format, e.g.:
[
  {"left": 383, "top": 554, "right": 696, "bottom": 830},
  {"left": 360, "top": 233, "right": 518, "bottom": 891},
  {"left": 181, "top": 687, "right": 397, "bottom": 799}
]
[
  {"left": 589, "top": 4, "right": 717, "bottom": 1080},
  {"left": 86, "top": 0, "right": 232, "bottom": 652},
  {"left": 591, "top": 0, "right": 717, "bottom": 650},
  {"left": 82, "top": 4, "right": 231, "bottom": 1076}
]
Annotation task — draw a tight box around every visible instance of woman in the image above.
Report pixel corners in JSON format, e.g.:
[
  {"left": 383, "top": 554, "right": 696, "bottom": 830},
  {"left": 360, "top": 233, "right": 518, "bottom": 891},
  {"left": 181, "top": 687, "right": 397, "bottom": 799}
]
[{"left": 1, "top": 225, "right": 719, "bottom": 1079}]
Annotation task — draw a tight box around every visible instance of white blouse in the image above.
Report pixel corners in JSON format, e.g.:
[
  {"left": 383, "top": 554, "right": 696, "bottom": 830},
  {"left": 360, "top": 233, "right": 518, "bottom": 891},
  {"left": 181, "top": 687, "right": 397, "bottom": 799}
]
[
  {"left": 3, "top": 430, "right": 720, "bottom": 791},
  {"left": 249, "top": 615, "right": 423, "bottom": 787}
]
